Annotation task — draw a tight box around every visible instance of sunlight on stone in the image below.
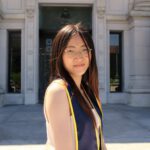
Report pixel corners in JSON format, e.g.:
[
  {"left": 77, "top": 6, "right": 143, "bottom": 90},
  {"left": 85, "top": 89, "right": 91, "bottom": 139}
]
[
  {"left": 0, "top": 143, "right": 150, "bottom": 150},
  {"left": 0, "top": 145, "right": 45, "bottom": 150},
  {"left": 106, "top": 143, "right": 150, "bottom": 150}
]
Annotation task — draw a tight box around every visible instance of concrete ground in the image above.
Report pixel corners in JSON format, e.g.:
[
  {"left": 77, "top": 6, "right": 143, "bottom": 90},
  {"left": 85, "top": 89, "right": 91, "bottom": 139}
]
[{"left": 0, "top": 104, "right": 150, "bottom": 150}]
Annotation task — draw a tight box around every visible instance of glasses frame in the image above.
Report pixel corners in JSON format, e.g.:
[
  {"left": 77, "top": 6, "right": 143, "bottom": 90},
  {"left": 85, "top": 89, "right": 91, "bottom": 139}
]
[{"left": 63, "top": 48, "right": 92, "bottom": 58}]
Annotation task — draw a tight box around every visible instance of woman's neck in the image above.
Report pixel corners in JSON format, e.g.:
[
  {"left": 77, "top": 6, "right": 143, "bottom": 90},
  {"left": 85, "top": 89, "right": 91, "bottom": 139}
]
[{"left": 71, "top": 75, "right": 82, "bottom": 90}]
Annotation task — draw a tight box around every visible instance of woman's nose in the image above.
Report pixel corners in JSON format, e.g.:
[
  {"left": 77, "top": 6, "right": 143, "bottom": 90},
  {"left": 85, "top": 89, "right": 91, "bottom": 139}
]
[{"left": 74, "top": 51, "right": 84, "bottom": 59}]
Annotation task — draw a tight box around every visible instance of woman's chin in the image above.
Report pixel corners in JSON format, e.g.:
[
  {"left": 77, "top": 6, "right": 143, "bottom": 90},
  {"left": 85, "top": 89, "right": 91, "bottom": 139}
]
[{"left": 71, "top": 70, "right": 87, "bottom": 78}]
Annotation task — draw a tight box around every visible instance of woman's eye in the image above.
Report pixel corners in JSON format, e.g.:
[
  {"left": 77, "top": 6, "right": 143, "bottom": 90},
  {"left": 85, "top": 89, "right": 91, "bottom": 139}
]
[
  {"left": 82, "top": 49, "right": 88, "bottom": 52},
  {"left": 67, "top": 50, "right": 73, "bottom": 53},
  {"left": 82, "top": 49, "right": 89, "bottom": 53}
]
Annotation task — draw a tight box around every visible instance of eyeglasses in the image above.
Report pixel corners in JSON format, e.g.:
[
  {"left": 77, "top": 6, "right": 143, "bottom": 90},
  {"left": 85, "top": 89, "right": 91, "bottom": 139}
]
[{"left": 64, "top": 48, "right": 92, "bottom": 58}]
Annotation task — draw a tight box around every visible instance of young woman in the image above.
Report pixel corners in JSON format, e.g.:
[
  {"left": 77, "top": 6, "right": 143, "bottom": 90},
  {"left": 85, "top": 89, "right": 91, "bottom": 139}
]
[{"left": 43, "top": 23, "right": 107, "bottom": 150}]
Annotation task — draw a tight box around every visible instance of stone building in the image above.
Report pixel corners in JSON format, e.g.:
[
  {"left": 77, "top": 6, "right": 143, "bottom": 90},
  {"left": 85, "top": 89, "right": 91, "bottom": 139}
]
[{"left": 0, "top": 0, "right": 150, "bottom": 106}]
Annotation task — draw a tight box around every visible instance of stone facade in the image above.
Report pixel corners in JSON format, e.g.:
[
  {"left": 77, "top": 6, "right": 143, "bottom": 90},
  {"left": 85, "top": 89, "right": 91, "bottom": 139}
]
[{"left": 0, "top": 0, "right": 150, "bottom": 106}]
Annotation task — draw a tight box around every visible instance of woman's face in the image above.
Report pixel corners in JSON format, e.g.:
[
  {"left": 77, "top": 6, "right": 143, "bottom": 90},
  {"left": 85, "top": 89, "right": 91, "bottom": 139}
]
[{"left": 62, "top": 33, "right": 91, "bottom": 80}]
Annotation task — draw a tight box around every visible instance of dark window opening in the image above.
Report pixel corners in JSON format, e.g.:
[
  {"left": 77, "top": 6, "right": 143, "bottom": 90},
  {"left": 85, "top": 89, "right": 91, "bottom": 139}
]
[
  {"left": 8, "top": 31, "right": 21, "bottom": 93},
  {"left": 110, "top": 32, "right": 122, "bottom": 92}
]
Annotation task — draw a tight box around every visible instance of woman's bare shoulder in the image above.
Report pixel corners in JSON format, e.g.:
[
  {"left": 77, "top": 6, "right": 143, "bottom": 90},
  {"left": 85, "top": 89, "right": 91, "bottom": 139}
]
[
  {"left": 46, "top": 79, "right": 67, "bottom": 93},
  {"left": 52, "top": 78, "right": 68, "bottom": 87},
  {"left": 44, "top": 79, "right": 68, "bottom": 106},
  {"left": 44, "top": 79, "right": 70, "bottom": 119}
]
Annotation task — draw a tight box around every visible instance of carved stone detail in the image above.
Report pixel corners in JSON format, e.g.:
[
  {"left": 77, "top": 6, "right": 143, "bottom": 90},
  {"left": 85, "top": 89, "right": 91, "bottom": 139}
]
[
  {"left": 134, "top": 0, "right": 150, "bottom": 11},
  {"left": 96, "top": 0, "right": 105, "bottom": 19},
  {"left": 26, "top": 8, "right": 35, "bottom": 18},
  {"left": 129, "top": 0, "right": 150, "bottom": 16},
  {"left": 129, "top": 0, "right": 150, "bottom": 12},
  {"left": 97, "top": 7, "right": 105, "bottom": 19},
  {"left": 129, "top": 0, "right": 135, "bottom": 11}
]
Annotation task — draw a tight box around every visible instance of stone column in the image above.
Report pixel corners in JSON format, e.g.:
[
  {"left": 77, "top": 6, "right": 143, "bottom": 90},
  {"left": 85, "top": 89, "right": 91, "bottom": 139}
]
[
  {"left": 0, "top": 10, "right": 3, "bottom": 21},
  {"left": 128, "top": 1, "right": 150, "bottom": 106},
  {"left": 0, "top": 29, "right": 7, "bottom": 106},
  {"left": 0, "top": 88, "right": 4, "bottom": 107},
  {"left": 93, "top": 0, "right": 107, "bottom": 104},
  {"left": 24, "top": 0, "right": 38, "bottom": 104}
]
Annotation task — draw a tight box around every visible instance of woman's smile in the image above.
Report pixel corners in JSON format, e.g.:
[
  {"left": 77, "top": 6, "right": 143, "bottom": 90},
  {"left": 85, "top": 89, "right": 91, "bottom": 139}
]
[{"left": 73, "top": 63, "right": 85, "bottom": 68}]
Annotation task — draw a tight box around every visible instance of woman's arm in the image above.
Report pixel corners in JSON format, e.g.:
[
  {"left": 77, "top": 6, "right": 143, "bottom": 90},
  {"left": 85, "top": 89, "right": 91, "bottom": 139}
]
[{"left": 44, "top": 82, "right": 74, "bottom": 150}]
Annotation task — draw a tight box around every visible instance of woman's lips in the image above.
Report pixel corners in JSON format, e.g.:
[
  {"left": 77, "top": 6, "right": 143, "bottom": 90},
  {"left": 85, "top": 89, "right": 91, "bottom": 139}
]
[{"left": 74, "top": 64, "right": 85, "bottom": 67}]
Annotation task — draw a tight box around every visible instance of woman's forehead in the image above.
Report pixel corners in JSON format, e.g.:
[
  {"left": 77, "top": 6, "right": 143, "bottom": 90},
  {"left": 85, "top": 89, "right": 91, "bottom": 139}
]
[
  {"left": 66, "top": 33, "right": 86, "bottom": 48},
  {"left": 66, "top": 45, "right": 86, "bottom": 48}
]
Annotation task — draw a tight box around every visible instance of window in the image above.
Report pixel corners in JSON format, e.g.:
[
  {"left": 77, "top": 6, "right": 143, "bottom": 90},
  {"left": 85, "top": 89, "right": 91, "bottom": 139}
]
[
  {"left": 110, "top": 32, "right": 122, "bottom": 92},
  {"left": 8, "top": 31, "right": 21, "bottom": 93}
]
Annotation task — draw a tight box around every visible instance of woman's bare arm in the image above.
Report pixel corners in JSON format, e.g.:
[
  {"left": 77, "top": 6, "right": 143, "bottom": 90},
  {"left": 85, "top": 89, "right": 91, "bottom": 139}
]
[{"left": 44, "top": 82, "right": 74, "bottom": 150}]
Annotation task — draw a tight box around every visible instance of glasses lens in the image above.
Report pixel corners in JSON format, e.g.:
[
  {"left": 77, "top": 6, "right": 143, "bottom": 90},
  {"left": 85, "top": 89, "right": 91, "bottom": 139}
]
[{"left": 64, "top": 49, "right": 92, "bottom": 58}]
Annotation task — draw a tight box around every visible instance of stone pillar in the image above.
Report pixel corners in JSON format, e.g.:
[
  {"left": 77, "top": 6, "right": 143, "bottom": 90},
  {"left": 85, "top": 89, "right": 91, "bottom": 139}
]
[
  {"left": 128, "top": 1, "right": 150, "bottom": 106},
  {"left": 24, "top": 0, "right": 38, "bottom": 104},
  {"left": 0, "top": 29, "right": 7, "bottom": 106},
  {"left": 93, "top": 0, "right": 107, "bottom": 104},
  {"left": 0, "top": 88, "right": 4, "bottom": 107}
]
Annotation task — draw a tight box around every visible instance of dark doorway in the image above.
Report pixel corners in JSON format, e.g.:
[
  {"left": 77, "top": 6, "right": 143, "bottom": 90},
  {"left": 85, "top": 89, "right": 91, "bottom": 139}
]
[{"left": 39, "top": 6, "right": 92, "bottom": 103}]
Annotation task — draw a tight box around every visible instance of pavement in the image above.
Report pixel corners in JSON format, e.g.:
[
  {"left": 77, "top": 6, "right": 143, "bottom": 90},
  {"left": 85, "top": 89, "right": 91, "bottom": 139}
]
[{"left": 0, "top": 104, "right": 150, "bottom": 150}]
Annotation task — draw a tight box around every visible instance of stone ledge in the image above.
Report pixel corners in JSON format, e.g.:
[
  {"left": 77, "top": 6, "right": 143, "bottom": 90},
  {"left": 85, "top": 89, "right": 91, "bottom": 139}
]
[
  {"left": 106, "top": 15, "right": 128, "bottom": 21},
  {"left": 2, "top": 13, "right": 25, "bottom": 19},
  {"left": 128, "top": 93, "right": 150, "bottom": 107},
  {"left": 127, "top": 89, "right": 150, "bottom": 93},
  {"left": 130, "top": 10, "right": 150, "bottom": 17}
]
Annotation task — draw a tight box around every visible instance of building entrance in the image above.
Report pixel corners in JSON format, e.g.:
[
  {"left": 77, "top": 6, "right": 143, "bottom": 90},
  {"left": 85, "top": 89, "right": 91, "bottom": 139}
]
[{"left": 39, "top": 6, "right": 92, "bottom": 103}]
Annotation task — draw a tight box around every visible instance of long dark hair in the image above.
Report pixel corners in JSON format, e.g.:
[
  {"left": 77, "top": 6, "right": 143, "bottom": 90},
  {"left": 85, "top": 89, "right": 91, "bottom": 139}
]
[{"left": 50, "top": 23, "right": 101, "bottom": 127}]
